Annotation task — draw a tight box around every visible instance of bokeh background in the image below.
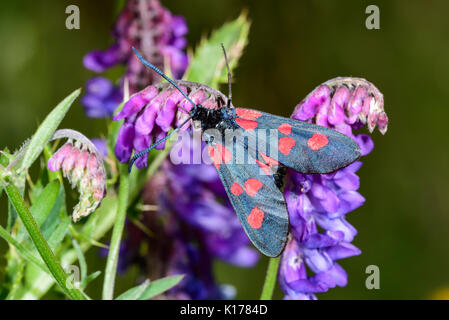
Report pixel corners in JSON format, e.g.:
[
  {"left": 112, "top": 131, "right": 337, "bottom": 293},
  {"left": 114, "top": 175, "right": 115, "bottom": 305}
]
[{"left": 1, "top": 0, "right": 448, "bottom": 299}]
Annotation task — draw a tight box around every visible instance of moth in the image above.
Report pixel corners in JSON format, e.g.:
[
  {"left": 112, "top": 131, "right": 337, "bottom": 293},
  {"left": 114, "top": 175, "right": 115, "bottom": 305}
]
[{"left": 129, "top": 46, "right": 360, "bottom": 257}]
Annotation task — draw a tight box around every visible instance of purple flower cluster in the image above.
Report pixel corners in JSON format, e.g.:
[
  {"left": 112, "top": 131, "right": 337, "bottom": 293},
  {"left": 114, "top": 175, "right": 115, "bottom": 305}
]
[
  {"left": 113, "top": 82, "right": 227, "bottom": 168},
  {"left": 279, "top": 77, "right": 388, "bottom": 299},
  {"left": 122, "top": 139, "right": 258, "bottom": 299},
  {"left": 83, "top": 0, "right": 188, "bottom": 92},
  {"left": 81, "top": 77, "right": 123, "bottom": 118}
]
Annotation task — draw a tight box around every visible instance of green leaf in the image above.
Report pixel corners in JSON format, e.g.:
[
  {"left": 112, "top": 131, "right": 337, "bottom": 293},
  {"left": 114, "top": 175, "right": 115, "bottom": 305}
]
[
  {"left": 30, "top": 180, "right": 60, "bottom": 227},
  {"left": 138, "top": 275, "right": 184, "bottom": 300},
  {"left": 16, "top": 180, "right": 61, "bottom": 243},
  {"left": 20, "top": 88, "right": 81, "bottom": 171},
  {"left": 116, "top": 275, "right": 184, "bottom": 300},
  {"left": 0, "top": 225, "right": 48, "bottom": 274},
  {"left": 41, "top": 186, "right": 66, "bottom": 241},
  {"left": 47, "top": 214, "right": 70, "bottom": 250},
  {"left": 71, "top": 238, "right": 87, "bottom": 285},
  {"left": 185, "top": 12, "right": 250, "bottom": 87},
  {"left": 115, "top": 280, "right": 150, "bottom": 300},
  {"left": 81, "top": 271, "right": 101, "bottom": 289}
]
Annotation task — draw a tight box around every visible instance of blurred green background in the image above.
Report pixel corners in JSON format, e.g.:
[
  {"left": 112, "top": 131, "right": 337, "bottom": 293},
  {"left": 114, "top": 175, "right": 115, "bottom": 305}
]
[{"left": 1, "top": 0, "right": 448, "bottom": 299}]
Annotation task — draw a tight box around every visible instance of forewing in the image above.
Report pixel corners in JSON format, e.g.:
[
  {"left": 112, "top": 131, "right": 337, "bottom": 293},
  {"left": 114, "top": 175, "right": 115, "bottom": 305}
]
[{"left": 234, "top": 108, "right": 361, "bottom": 174}]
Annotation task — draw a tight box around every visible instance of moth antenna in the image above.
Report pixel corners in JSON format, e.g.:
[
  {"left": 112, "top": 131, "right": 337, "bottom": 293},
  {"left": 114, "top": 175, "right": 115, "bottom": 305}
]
[
  {"left": 221, "top": 43, "right": 232, "bottom": 107},
  {"left": 132, "top": 47, "right": 196, "bottom": 113}
]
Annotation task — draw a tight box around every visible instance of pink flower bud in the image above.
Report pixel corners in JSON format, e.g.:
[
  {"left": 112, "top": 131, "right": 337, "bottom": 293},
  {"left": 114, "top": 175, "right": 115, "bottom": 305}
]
[
  {"left": 113, "top": 93, "right": 148, "bottom": 121},
  {"left": 377, "top": 112, "right": 388, "bottom": 135},
  {"left": 179, "top": 89, "right": 207, "bottom": 112},
  {"left": 328, "top": 86, "right": 349, "bottom": 125},
  {"left": 360, "top": 96, "right": 372, "bottom": 120},
  {"left": 348, "top": 87, "right": 366, "bottom": 115},
  {"left": 201, "top": 97, "right": 219, "bottom": 110},
  {"left": 292, "top": 85, "right": 331, "bottom": 121},
  {"left": 62, "top": 147, "right": 80, "bottom": 174},
  {"left": 48, "top": 143, "right": 73, "bottom": 171},
  {"left": 140, "top": 85, "right": 159, "bottom": 101},
  {"left": 48, "top": 129, "right": 107, "bottom": 222},
  {"left": 315, "top": 99, "right": 331, "bottom": 127},
  {"left": 87, "top": 153, "right": 100, "bottom": 177},
  {"left": 72, "top": 150, "right": 90, "bottom": 183}
]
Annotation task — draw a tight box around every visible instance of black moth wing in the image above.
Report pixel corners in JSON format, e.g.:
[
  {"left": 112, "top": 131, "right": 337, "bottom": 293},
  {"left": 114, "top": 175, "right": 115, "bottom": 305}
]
[{"left": 204, "top": 134, "right": 289, "bottom": 258}]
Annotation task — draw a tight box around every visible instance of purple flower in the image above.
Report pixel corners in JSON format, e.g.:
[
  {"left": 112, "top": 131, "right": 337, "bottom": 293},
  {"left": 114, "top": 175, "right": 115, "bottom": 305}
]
[
  {"left": 113, "top": 83, "right": 226, "bottom": 168},
  {"left": 279, "top": 77, "right": 388, "bottom": 299},
  {"left": 91, "top": 138, "right": 108, "bottom": 157},
  {"left": 81, "top": 77, "right": 122, "bottom": 118},
  {"left": 83, "top": 0, "right": 188, "bottom": 94}
]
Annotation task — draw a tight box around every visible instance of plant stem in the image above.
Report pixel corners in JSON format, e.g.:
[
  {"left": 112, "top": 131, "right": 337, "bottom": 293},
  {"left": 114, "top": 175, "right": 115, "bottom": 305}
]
[
  {"left": 102, "top": 164, "right": 129, "bottom": 300},
  {"left": 260, "top": 257, "right": 280, "bottom": 300},
  {"left": 5, "top": 183, "right": 85, "bottom": 300}
]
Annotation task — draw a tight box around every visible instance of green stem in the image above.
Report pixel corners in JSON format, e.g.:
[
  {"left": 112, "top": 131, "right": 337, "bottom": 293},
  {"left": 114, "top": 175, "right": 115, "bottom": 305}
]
[
  {"left": 102, "top": 164, "right": 129, "bottom": 300},
  {"left": 260, "top": 257, "right": 280, "bottom": 300},
  {"left": 5, "top": 183, "right": 85, "bottom": 300}
]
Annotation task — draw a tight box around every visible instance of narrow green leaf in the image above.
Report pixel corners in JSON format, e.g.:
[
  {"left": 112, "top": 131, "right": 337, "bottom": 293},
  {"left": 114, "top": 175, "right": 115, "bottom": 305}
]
[
  {"left": 16, "top": 180, "right": 61, "bottom": 243},
  {"left": 0, "top": 225, "right": 49, "bottom": 274},
  {"left": 138, "top": 275, "right": 184, "bottom": 300},
  {"left": 47, "top": 214, "right": 70, "bottom": 250},
  {"left": 6, "top": 258, "right": 24, "bottom": 300},
  {"left": 102, "top": 164, "right": 129, "bottom": 300},
  {"left": 115, "top": 280, "right": 150, "bottom": 300},
  {"left": 81, "top": 271, "right": 101, "bottom": 289},
  {"left": 7, "top": 201, "right": 18, "bottom": 232},
  {"left": 30, "top": 180, "right": 60, "bottom": 226},
  {"left": 71, "top": 238, "right": 87, "bottom": 285},
  {"left": 41, "top": 186, "right": 66, "bottom": 240},
  {"left": 185, "top": 12, "right": 250, "bottom": 87},
  {"left": 20, "top": 88, "right": 81, "bottom": 171}
]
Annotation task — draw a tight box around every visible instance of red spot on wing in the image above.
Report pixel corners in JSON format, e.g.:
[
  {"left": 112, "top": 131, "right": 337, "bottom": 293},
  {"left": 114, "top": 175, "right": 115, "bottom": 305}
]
[
  {"left": 256, "top": 160, "right": 271, "bottom": 175},
  {"left": 308, "top": 133, "right": 329, "bottom": 151},
  {"left": 256, "top": 153, "right": 280, "bottom": 175},
  {"left": 216, "top": 144, "right": 232, "bottom": 163},
  {"left": 236, "top": 108, "right": 262, "bottom": 120},
  {"left": 207, "top": 144, "right": 232, "bottom": 169},
  {"left": 230, "top": 182, "right": 243, "bottom": 196},
  {"left": 279, "top": 137, "right": 296, "bottom": 155},
  {"left": 259, "top": 153, "right": 279, "bottom": 166},
  {"left": 235, "top": 118, "right": 258, "bottom": 130},
  {"left": 207, "top": 146, "right": 220, "bottom": 169},
  {"left": 278, "top": 123, "right": 292, "bottom": 135},
  {"left": 247, "top": 208, "right": 265, "bottom": 229},
  {"left": 244, "top": 178, "right": 263, "bottom": 197}
]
